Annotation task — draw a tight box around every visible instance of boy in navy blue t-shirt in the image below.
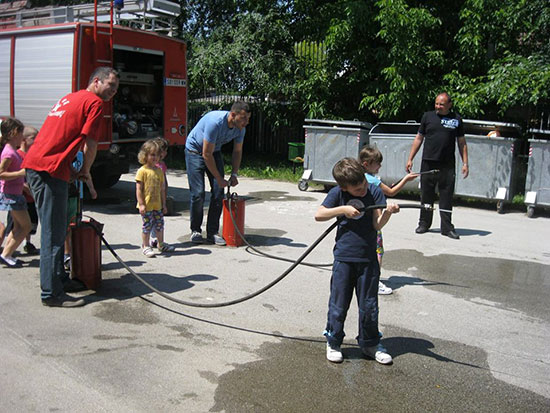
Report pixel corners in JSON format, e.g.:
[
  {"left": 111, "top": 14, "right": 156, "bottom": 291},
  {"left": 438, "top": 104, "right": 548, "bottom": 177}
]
[{"left": 315, "top": 157, "right": 400, "bottom": 364}]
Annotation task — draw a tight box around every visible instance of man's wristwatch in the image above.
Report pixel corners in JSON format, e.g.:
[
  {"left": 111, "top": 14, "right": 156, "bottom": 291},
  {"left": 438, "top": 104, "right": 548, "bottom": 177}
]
[{"left": 231, "top": 172, "right": 238, "bottom": 178}]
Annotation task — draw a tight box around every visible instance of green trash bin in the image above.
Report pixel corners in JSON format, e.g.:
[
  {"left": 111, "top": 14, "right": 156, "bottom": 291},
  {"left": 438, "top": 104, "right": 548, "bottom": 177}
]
[
  {"left": 288, "top": 142, "right": 305, "bottom": 162},
  {"left": 288, "top": 142, "right": 305, "bottom": 173}
]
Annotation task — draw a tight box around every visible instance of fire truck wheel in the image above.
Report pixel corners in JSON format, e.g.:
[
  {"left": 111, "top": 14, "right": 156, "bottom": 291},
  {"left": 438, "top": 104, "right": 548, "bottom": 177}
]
[{"left": 94, "top": 173, "right": 121, "bottom": 189}]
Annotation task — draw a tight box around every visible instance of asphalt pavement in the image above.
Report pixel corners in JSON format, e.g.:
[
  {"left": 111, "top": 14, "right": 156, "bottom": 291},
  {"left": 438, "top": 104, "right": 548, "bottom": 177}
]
[{"left": 1, "top": 170, "right": 549, "bottom": 412}]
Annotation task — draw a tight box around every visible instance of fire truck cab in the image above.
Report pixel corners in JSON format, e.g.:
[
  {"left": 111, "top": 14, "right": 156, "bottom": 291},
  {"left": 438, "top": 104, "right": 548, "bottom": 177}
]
[{"left": 0, "top": 0, "right": 187, "bottom": 187}]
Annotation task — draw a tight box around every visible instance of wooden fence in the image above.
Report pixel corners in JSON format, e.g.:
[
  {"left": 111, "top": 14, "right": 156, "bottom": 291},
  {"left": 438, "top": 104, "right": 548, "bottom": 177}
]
[{"left": 188, "top": 97, "right": 305, "bottom": 156}]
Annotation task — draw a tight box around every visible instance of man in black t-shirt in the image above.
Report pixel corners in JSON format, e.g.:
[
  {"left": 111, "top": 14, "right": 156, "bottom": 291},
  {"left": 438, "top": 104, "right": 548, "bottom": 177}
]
[{"left": 406, "top": 92, "right": 469, "bottom": 239}]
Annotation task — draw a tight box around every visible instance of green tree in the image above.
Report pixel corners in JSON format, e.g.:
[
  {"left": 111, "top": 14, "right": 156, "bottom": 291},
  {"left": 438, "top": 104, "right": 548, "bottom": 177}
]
[
  {"left": 187, "top": 8, "right": 302, "bottom": 124},
  {"left": 184, "top": 0, "right": 550, "bottom": 126},
  {"left": 447, "top": 0, "right": 550, "bottom": 121}
]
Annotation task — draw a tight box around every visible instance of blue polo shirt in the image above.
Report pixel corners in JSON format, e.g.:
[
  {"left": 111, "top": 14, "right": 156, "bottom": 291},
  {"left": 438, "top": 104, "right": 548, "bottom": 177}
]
[{"left": 185, "top": 111, "right": 246, "bottom": 153}]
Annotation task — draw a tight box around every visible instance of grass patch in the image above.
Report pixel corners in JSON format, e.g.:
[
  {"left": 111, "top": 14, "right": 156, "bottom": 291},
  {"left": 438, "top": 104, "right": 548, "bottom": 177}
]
[
  {"left": 166, "top": 149, "right": 528, "bottom": 211},
  {"left": 166, "top": 148, "right": 303, "bottom": 183},
  {"left": 224, "top": 153, "right": 302, "bottom": 183}
]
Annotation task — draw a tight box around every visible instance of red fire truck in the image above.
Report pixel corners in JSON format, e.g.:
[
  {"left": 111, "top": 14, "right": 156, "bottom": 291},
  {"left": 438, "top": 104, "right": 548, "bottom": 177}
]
[{"left": 0, "top": 1, "right": 187, "bottom": 187}]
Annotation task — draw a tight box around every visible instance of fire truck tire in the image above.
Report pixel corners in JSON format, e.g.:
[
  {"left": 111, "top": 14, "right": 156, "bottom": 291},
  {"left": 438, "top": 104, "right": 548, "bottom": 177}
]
[{"left": 94, "top": 173, "right": 121, "bottom": 189}]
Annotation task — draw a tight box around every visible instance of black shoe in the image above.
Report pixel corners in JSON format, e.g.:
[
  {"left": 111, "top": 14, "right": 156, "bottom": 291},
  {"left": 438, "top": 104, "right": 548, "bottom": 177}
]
[
  {"left": 63, "top": 278, "right": 87, "bottom": 293},
  {"left": 415, "top": 225, "right": 429, "bottom": 234},
  {"left": 24, "top": 242, "right": 39, "bottom": 255},
  {"left": 42, "top": 293, "right": 86, "bottom": 308},
  {"left": 442, "top": 230, "right": 460, "bottom": 239}
]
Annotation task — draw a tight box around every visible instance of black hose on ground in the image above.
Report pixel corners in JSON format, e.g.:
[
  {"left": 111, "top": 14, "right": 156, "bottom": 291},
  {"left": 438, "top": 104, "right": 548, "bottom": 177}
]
[{"left": 99, "top": 203, "right": 431, "bottom": 308}]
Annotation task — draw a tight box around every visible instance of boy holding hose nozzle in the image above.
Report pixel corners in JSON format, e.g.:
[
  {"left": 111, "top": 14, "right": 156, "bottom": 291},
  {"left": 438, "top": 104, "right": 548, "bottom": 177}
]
[{"left": 315, "top": 157, "right": 399, "bottom": 364}]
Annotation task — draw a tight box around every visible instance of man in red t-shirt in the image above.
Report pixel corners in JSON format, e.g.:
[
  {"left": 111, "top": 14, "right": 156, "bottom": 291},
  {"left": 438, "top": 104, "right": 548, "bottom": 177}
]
[{"left": 23, "top": 66, "right": 119, "bottom": 308}]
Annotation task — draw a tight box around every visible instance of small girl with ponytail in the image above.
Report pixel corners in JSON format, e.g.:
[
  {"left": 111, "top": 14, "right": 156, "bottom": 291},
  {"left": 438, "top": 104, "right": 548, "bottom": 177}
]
[{"left": 0, "top": 117, "right": 32, "bottom": 267}]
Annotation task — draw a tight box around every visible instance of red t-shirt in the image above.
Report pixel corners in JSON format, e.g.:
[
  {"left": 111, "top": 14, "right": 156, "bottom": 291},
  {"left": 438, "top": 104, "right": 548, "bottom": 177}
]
[{"left": 22, "top": 90, "right": 104, "bottom": 182}]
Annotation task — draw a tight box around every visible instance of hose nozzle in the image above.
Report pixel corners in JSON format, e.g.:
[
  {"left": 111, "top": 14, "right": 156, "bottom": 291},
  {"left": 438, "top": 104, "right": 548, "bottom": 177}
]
[{"left": 419, "top": 169, "right": 439, "bottom": 176}]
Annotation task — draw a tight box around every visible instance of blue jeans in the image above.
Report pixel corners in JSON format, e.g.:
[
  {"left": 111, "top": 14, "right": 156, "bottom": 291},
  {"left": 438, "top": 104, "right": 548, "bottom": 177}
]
[
  {"left": 185, "top": 149, "right": 224, "bottom": 236},
  {"left": 26, "top": 169, "right": 69, "bottom": 300},
  {"left": 325, "top": 260, "right": 380, "bottom": 349}
]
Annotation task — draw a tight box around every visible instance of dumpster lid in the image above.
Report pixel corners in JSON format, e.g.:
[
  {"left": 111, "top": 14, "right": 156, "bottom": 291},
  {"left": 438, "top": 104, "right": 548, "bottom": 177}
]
[
  {"left": 304, "top": 118, "right": 373, "bottom": 130},
  {"left": 528, "top": 128, "right": 550, "bottom": 140},
  {"left": 369, "top": 119, "right": 522, "bottom": 138},
  {"left": 463, "top": 119, "right": 521, "bottom": 137},
  {"left": 368, "top": 121, "right": 420, "bottom": 135}
]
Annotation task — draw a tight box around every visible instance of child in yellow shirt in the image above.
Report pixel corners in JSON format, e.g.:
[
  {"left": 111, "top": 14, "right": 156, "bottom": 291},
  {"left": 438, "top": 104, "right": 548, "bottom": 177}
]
[{"left": 136, "top": 140, "right": 175, "bottom": 257}]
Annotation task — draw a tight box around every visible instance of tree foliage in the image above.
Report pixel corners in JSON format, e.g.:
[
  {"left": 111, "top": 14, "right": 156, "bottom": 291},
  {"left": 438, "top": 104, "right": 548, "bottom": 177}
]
[{"left": 183, "top": 0, "right": 550, "bottom": 126}]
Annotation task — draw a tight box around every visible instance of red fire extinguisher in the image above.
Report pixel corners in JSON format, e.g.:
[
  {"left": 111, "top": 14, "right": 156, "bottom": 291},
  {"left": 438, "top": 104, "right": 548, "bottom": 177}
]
[
  {"left": 222, "top": 190, "right": 246, "bottom": 247},
  {"left": 70, "top": 180, "right": 103, "bottom": 289}
]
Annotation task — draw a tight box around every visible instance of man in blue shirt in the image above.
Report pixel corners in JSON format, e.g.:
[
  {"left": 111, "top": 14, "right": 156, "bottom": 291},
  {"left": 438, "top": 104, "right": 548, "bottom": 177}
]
[{"left": 184, "top": 101, "right": 251, "bottom": 245}]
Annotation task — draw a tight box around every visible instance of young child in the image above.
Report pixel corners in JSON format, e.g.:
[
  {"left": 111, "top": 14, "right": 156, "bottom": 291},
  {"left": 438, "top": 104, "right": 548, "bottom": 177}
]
[
  {"left": 359, "top": 145, "right": 418, "bottom": 295},
  {"left": 315, "top": 157, "right": 399, "bottom": 364},
  {"left": 149, "top": 137, "right": 170, "bottom": 248},
  {"left": 5, "top": 126, "right": 39, "bottom": 255},
  {"left": 136, "top": 139, "right": 174, "bottom": 257},
  {"left": 0, "top": 118, "right": 32, "bottom": 267}
]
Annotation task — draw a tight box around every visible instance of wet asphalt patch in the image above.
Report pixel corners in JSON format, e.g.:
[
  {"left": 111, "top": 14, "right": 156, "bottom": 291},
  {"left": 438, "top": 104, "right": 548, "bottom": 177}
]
[
  {"left": 383, "top": 249, "right": 550, "bottom": 321},
  {"left": 211, "top": 326, "right": 549, "bottom": 412}
]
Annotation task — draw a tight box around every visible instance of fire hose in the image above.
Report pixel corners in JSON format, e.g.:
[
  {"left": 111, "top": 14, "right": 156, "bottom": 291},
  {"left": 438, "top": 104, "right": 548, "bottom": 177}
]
[
  {"left": 225, "top": 168, "right": 440, "bottom": 268},
  {"left": 99, "top": 201, "right": 433, "bottom": 308}
]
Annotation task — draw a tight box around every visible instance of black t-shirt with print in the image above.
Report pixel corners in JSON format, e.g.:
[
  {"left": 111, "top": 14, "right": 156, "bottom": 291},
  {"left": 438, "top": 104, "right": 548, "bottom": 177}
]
[{"left": 418, "top": 111, "right": 464, "bottom": 163}]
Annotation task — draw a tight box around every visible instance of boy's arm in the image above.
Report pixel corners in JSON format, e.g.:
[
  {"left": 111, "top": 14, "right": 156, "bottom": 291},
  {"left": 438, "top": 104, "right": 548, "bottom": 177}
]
[
  {"left": 373, "top": 203, "right": 400, "bottom": 230},
  {"left": 136, "top": 180, "right": 146, "bottom": 215},
  {"left": 315, "top": 205, "right": 361, "bottom": 221}
]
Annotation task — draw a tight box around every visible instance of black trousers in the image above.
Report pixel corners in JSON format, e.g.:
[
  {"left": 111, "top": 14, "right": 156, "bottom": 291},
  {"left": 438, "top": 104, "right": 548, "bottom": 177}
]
[{"left": 418, "top": 159, "right": 456, "bottom": 233}]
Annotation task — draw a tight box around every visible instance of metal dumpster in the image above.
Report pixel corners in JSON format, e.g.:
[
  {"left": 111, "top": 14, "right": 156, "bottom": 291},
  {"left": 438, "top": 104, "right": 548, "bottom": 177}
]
[
  {"left": 368, "top": 121, "right": 422, "bottom": 191},
  {"left": 368, "top": 119, "right": 523, "bottom": 212},
  {"left": 299, "top": 119, "right": 372, "bottom": 191},
  {"left": 524, "top": 129, "right": 550, "bottom": 217},
  {"left": 456, "top": 120, "right": 523, "bottom": 213}
]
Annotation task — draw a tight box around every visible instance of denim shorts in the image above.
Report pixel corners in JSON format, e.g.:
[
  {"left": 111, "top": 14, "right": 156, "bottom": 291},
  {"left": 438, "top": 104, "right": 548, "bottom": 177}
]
[{"left": 0, "top": 193, "right": 27, "bottom": 211}]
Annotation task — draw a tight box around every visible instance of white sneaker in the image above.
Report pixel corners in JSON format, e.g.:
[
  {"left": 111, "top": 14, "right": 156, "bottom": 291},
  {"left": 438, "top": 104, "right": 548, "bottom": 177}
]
[
  {"left": 378, "top": 281, "right": 393, "bottom": 295},
  {"left": 362, "top": 344, "right": 393, "bottom": 365},
  {"left": 326, "top": 343, "right": 343, "bottom": 363},
  {"left": 190, "top": 231, "right": 204, "bottom": 244},
  {"left": 207, "top": 234, "right": 226, "bottom": 246},
  {"left": 142, "top": 246, "right": 156, "bottom": 258}
]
